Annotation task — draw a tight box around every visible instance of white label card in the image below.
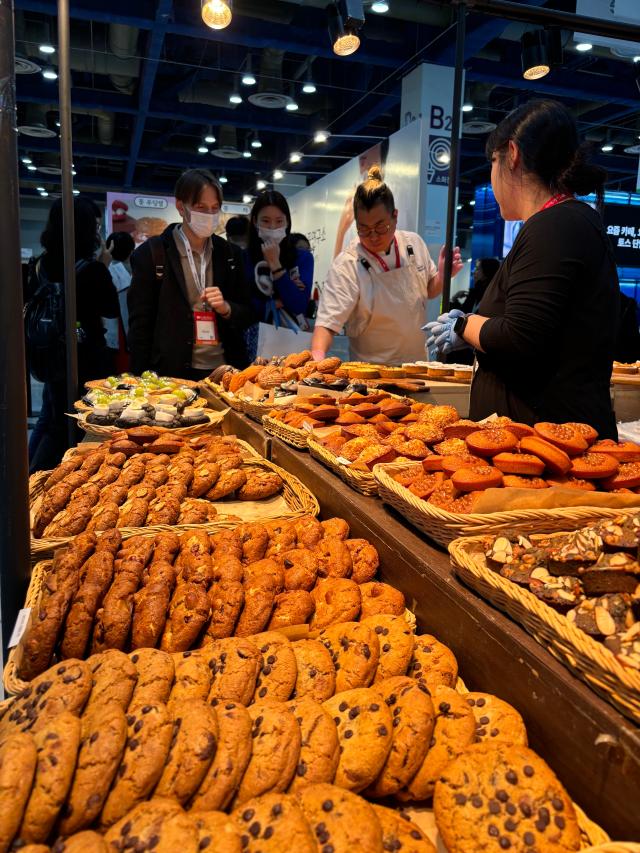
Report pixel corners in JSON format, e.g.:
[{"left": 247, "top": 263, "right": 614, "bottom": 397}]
[{"left": 9, "top": 608, "right": 32, "bottom": 648}]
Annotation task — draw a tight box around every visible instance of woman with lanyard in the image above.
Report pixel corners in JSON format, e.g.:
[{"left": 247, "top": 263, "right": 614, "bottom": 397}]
[
  {"left": 312, "top": 166, "right": 463, "bottom": 365},
  {"left": 426, "top": 99, "right": 620, "bottom": 439},
  {"left": 128, "top": 168, "right": 255, "bottom": 379}
]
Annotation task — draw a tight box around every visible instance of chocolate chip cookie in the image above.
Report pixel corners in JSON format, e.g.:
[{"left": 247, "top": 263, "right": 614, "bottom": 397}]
[
  {"left": 155, "top": 700, "right": 219, "bottom": 804},
  {"left": 84, "top": 650, "right": 138, "bottom": 715},
  {"left": 371, "top": 804, "right": 436, "bottom": 853},
  {"left": 287, "top": 698, "right": 339, "bottom": 792},
  {"left": 361, "top": 614, "right": 415, "bottom": 682},
  {"left": 466, "top": 693, "right": 528, "bottom": 747},
  {"left": 407, "top": 634, "right": 458, "bottom": 693},
  {"left": 206, "top": 579, "right": 244, "bottom": 641},
  {"left": 319, "top": 622, "right": 380, "bottom": 692},
  {"left": 279, "top": 549, "right": 319, "bottom": 591},
  {"left": 168, "top": 651, "right": 213, "bottom": 710},
  {"left": 345, "top": 539, "right": 380, "bottom": 584},
  {"left": 296, "top": 782, "right": 383, "bottom": 853},
  {"left": 232, "top": 792, "right": 316, "bottom": 853},
  {"left": 206, "top": 638, "right": 261, "bottom": 706},
  {"left": 52, "top": 830, "right": 109, "bottom": 852},
  {"left": 0, "top": 732, "right": 38, "bottom": 852},
  {"left": 234, "top": 576, "right": 277, "bottom": 637},
  {"left": 314, "top": 538, "right": 353, "bottom": 579},
  {"left": 103, "top": 797, "right": 199, "bottom": 853},
  {"left": 191, "top": 810, "right": 242, "bottom": 853},
  {"left": 129, "top": 648, "right": 175, "bottom": 706},
  {"left": 291, "top": 639, "right": 337, "bottom": 703},
  {"left": 252, "top": 632, "right": 298, "bottom": 702}
]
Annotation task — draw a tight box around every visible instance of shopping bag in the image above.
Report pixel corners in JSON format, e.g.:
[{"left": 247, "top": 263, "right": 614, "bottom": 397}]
[{"left": 257, "top": 322, "right": 313, "bottom": 359}]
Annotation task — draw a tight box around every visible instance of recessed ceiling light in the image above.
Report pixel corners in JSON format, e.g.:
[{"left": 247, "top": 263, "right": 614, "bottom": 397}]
[
  {"left": 289, "top": 152, "right": 302, "bottom": 163},
  {"left": 285, "top": 100, "right": 299, "bottom": 112},
  {"left": 314, "top": 130, "right": 329, "bottom": 143},
  {"left": 575, "top": 42, "right": 593, "bottom": 52},
  {"left": 371, "top": 1, "right": 389, "bottom": 12},
  {"left": 242, "top": 194, "right": 252, "bottom": 204},
  {"left": 219, "top": 175, "right": 228, "bottom": 184},
  {"left": 601, "top": 143, "right": 613, "bottom": 152},
  {"left": 198, "top": 145, "right": 209, "bottom": 154},
  {"left": 27, "top": 164, "right": 37, "bottom": 171},
  {"left": 39, "top": 44, "right": 55, "bottom": 54},
  {"left": 256, "top": 179, "right": 266, "bottom": 190},
  {"left": 462, "top": 103, "right": 473, "bottom": 112},
  {"left": 42, "top": 68, "right": 58, "bottom": 80},
  {"left": 273, "top": 169, "right": 284, "bottom": 180},
  {"left": 21, "top": 157, "right": 32, "bottom": 164}
]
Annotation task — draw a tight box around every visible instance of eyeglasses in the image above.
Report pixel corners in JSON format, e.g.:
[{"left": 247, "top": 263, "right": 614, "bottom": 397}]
[{"left": 356, "top": 222, "right": 393, "bottom": 238}]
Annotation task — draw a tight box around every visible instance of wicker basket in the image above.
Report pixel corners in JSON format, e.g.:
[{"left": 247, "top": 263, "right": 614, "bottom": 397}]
[
  {"left": 374, "top": 462, "right": 640, "bottom": 548},
  {"left": 449, "top": 532, "right": 640, "bottom": 725},
  {"left": 262, "top": 415, "right": 310, "bottom": 450},
  {"left": 307, "top": 437, "right": 379, "bottom": 496},
  {"left": 202, "top": 379, "right": 245, "bottom": 412},
  {"left": 72, "top": 409, "right": 226, "bottom": 438},
  {"left": 584, "top": 846, "right": 640, "bottom": 852},
  {"left": 29, "top": 456, "right": 319, "bottom": 556}
]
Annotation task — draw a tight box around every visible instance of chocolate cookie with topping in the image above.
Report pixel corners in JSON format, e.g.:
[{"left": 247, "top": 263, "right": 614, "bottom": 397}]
[
  {"left": 319, "top": 622, "right": 380, "bottom": 692},
  {"left": 291, "top": 639, "right": 337, "bottom": 703},
  {"left": 155, "top": 700, "right": 219, "bottom": 804},
  {"left": 232, "top": 792, "right": 316, "bottom": 853},
  {"left": 465, "top": 693, "right": 528, "bottom": 747},
  {"left": 322, "top": 687, "right": 393, "bottom": 793},
  {"left": 296, "top": 782, "right": 383, "bottom": 853},
  {"left": 434, "top": 742, "right": 581, "bottom": 853},
  {"left": 287, "top": 697, "right": 340, "bottom": 792}
]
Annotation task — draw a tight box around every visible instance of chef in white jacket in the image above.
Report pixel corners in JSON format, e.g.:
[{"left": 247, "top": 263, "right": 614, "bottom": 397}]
[{"left": 312, "top": 167, "right": 463, "bottom": 365}]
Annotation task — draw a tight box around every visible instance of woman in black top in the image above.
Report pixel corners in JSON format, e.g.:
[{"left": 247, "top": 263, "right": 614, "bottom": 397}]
[
  {"left": 426, "top": 100, "right": 619, "bottom": 439},
  {"left": 28, "top": 197, "right": 121, "bottom": 472}
]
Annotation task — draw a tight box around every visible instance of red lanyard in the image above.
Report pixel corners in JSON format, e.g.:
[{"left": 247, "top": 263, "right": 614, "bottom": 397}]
[
  {"left": 367, "top": 237, "right": 401, "bottom": 272},
  {"left": 540, "top": 193, "right": 574, "bottom": 211}
]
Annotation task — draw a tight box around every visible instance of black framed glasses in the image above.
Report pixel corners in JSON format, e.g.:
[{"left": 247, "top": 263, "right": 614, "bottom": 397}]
[{"left": 356, "top": 222, "right": 393, "bottom": 238}]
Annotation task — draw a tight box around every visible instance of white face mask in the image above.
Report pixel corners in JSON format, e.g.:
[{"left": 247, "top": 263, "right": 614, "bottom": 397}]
[
  {"left": 258, "top": 226, "right": 287, "bottom": 243},
  {"left": 185, "top": 207, "right": 220, "bottom": 239}
]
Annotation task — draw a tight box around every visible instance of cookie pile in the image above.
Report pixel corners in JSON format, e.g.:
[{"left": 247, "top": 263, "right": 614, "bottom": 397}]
[
  {"left": 0, "top": 621, "right": 582, "bottom": 853},
  {"left": 485, "top": 515, "right": 640, "bottom": 670},
  {"left": 391, "top": 418, "right": 640, "bottom": 513},
  {"left": 18, "top": 517, "right": 403, "bottom": 680},
  {"left": 32, "top": 433, "right": 284, "bottom": 539},
  {"left": 213, "top": 351, "right": 345, "bottom": 397}
]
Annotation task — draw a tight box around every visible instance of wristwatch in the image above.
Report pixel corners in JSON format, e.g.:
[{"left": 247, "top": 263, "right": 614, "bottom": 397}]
[{"left": 453, "top": 314, "right": 469, "bottom": 337}]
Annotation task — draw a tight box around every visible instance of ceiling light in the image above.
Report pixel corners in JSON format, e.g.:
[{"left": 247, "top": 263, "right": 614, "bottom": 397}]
[
  {"left": 204, "top": 127, "right": 216, "bottom": 144},
  {"left": 436, "top": 151, "right": 450, "bottom": 165},
  {"left": 575, "top": 42, "right": 592, "bottom": 52},
  {"left": 39, "top": 190, "right": 48, "bottom": 196},
  {"left": 243, "top": 147, "right": 251, "bottom": 158},
  {"left": 39, "top": 44, "right": 55, "bottom": 54},
  {"left": 328, "top": 0, "right": 364, "bottom": 57},
  {"left": 456, "top": 204, "right": 463, "bottom": 210},
  {"left": 462, "top": 103, "right": 473, "bottom": 112},
  {"left": 219, "top": 174, "right": 228, "bottom": 184},
  {"left": 27, "top": 164, "right": 37, "bottom": 171},
  {"left": 36, "top": 186, "right": 45, "bottom": 191},
  {"left": 601, "top": 143, "right": 613, "bottom": 152},
  {"left": 285, "top": 90, "right": 299, "bottom": 111},
  {"left": 273, "top": 169, "right": 284, "bottom": 180},
  {"left": 229, "top": 86, "right": 242, "bottom": 104},
  {"left": 71, "top": 169, "right": 76, "bottom": 175},
  {"left": 242, "top": 55, "right": 256, "bottom": 86},
  {"left": 634, "top": 56, "right": 640, "bottom": 63},
  {"left": 256, "top": 179, "right": 267, "bottom": 190},
  {"left": 251, "top": 133, "right": 262, "bottom": 149},
  {"left": 55, "top": 120, "right": 60, "bottom": 127},
  {"left": 521, "top": 30, "right": 551, "bottom": 80},
  {"left": 22, "top": 157, "right": 32, "bottom": 164},
  {"left": 302, "top": 70, "right": 316, "bottom": 94},
  {"left": 198, "top": 145, "right": 209, "bottom": 154},
  {"left": 42, "top": 67, "right": 58, "bottom": 80},
  {"left": 72, "top": 189, "right": 80, "bottom": 195},
  {"left": 371, "top": 1, "right": 389, "bottom": 12},
  {"left": 290, "top": 151, "right": 302, "bottom": 163},
  {"left": 314, "top": 129, "right": 330, "bottom": 143},
  {"left": 242, "top": 194, "right": 252, "bottom": 204},
  {"left": 201, "top": 0, "right": 232, "bottom": 30},
  {"left": 469, "top": 199, "right": 476, "bottom": 206}
]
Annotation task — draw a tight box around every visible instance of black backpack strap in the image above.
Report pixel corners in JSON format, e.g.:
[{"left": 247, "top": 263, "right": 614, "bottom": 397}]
[{"left": 148, "top": 238, "right": 166, "bottom": 281}]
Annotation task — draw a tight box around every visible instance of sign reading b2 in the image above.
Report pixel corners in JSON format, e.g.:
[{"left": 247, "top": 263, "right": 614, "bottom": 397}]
[{"left": 430, "top": 105, "right": 453, "bottom": 133}]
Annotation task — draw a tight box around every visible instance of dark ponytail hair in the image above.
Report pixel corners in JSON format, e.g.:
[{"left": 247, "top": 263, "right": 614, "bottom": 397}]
[
  {"left": 248, "top": 189, "right": 297, "bottom": 271},
  {"left": 486, "top": 99, "right": 606, "bottom": 208},
  {"left": 353, "top": 166, "right": 395, "bottom": 218}
]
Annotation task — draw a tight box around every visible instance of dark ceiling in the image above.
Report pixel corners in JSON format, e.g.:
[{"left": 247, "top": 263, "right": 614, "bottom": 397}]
[{"left": 13, "top": 0, "right": 640, "bottom": 216}]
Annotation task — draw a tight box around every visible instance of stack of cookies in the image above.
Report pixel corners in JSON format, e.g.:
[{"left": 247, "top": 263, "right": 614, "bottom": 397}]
[
  {"left": 32, "top": 433, "right": 284, "bottom": 540},
  {"left": 0, "top": 615, "right": 585, "bottom": 853},
  {"left": 17, "top": 517, "right": 403, "bottom": 681}
]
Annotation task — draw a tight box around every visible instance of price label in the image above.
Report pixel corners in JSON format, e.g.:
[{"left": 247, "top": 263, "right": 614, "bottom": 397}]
[{"left": 9, "top": 608, "right": 32, "bottom": 648}]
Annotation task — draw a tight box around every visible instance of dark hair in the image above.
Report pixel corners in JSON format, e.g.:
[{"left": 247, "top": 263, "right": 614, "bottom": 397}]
[
  {"left": 486, "top": 99, "right": 606, "bottom": 207},
  {"left": 106, "top": 231, "right": 135, "bottom": 261},
  {"left": 174, "top": 168, "right": 223, "bottom": 206},
  {"left": 41, "top": 197, "right": 100, "bottom": 264},
  {"left": 225, "top": 215, "right": 250, "bottom": 237},
  {"left": 290, "top": 232, "right": 311, "bottom": 250},
  {"left": 248, "top": 190, "right": 296, "bottom": 270},
  {"left": 353, "top": 165, "right": 395, "bottom": 217},
  {"left": 476, "top": 257, "right": 500, "bottom": 282}
]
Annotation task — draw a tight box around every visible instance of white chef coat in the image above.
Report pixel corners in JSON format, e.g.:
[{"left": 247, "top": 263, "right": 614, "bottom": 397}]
[{"left": 316, "top": 229, "right": 438, "bottom": 365}]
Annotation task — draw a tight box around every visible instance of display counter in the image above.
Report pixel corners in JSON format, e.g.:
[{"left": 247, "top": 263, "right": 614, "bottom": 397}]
[{"left": 215, "top": 407, "right": 640, "bottom": 840}]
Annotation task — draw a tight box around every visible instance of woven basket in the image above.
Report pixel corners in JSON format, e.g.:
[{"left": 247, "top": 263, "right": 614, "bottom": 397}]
[
  {"left": 449, "top": 532, "right": 640, "bottom": 725},
  {"left": 262, "top": 415, "right": 310, "bottom": 450},
  {"left": 72, "top": 409, "right": 226, "bottom": 438},
  {"left": 29, "top": 456, "right": 319, "bottom": 556},
  {"left": 307, "top": 437, "right": 379, "bottom": 496},
  {"left": 374, "top": 462, "right": 640, "bottom": 548},
  {"left": 202, "top": 379, "right": 245, "bottom": 412}
]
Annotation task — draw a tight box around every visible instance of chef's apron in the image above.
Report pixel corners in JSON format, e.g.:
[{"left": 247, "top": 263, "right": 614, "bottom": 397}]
[{"left": 346, "top": 242, "right": 429, "bottom": 365}]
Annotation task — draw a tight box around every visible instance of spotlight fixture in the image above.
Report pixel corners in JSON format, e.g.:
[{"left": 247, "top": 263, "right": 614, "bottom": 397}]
[
  {"left": 42, "top": 67, "right": 58, "bottom": 80},
  {"left": 371, "top": 0, "right": 389, "bottom": 12},
  {"left": 201, "top": 0, "right": 232, "bottom": 30},
  {"left": 302, "top": 69, "right": 316, "bottom": 94},
  {"left": 21, "top": 156, "right": 32, "bottom": 164},
  {"left": 198, "top": 145, "right": 209, "bottom": 154},
  {"left": 601, "top": 142, "right": 613, "bottom": 152},
  {"left": 273, "top": 169, "right": 284, "bottom": 180},
  {"left": 256, "top": 179, "right": 267, "bottom": 190},
  {"left": 314, "top": 129, "right": 330, "bottom": 143},
  {"left": 71, "top": 169, "right": 76, "bottom": 176},
  {"left": 36, "top": 186, "right": 45, "bottom": 191},
  {"left": 456, "top": 204, "right": 463, "bottom": 210},
  {"left": 634, "top": 56, "right": 640, "bottom": 63},
  {"left": 39, "top": 190, "right": 48, "bottom": 196},
  {"left": 219, "top": 174, "right": 228, "bottom": 184},
  {"left": 242, "top": 194, "right": 252, "bottom": 204},
  {"left": 521, "top": 28, "right": 561, "bottom": 81},
  {"left": 204, "top": 127, "right": 216, "bottom": 144},
  {"left": 469, "top": 199, "right": 476, "bottom": 206},
  {"left": 72, "top": 189, "right": 80, "bottom": 195},
  {"left": 229, "top": 83, "right": 242, "bottom": 104},
  {"left": 285, "top": 86, "right": 299, "bottom": 111},
  {"left": 243, "top": 145, "right": 252, "bottom": 159},
  {"left": 242, "top": 55, "right": 256, "bottom": 86},
  {"left": 27, "top": 164, "right": 37, "bottom": 171},
  {"left": 289, "top": 151, "right": 302, "bottom": 163},
  {"left": 39, "top": 44, "right": 55, "bottom": 54},
  {"left": 328, "top": 0, "right": 364, "bottom": 57},
  {"left": 575, "top": 42, "right": 592, "bottom": 52},
  {"left": 462, "top": 103, "right": 473, "bottom": 113},
  {"left": 250, "top": 133, "right": 262, "bottom": 149}
]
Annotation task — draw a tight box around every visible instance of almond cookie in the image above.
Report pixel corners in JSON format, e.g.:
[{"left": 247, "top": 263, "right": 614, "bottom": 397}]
[
  {"left": 465, "top": 693, "right": 528, "bottom": 747},
  {"left": 103, "top": 797, "right": 199, "bottom": 853},
  {"left": 252, "top": 632, "right": 298, "bottom": 702},
  {"left": 279, "top": 549, "right": 319, "bottom": 591},
  {"left": 207, "top": 637, "right": 261, "bottom": 706},
  {"left": 268, "top": 590, "right": 315, "bottom": 630},
  {"left": 323, "top": 687, "right": 393, "bottom": 792},
  {"left": 397, "top": 686, "right": 476, "bottom": 802},
  {"left": 99, "top": 702, "right": 173, "bottom": 827},
  {"left": 16, "top": 711, "right": 81, "bottom": 844},
  {"left": 57, "top": 705, "right": 127, "bottom": 835},
  {"left": 371, "top": 804, "right": 436, "bottom": 853},
  {"left": 296, "top": 782, "right": 383, "bottom": 853},
  {"left": 319, "top": 622, "right": 380, "bottom": 692},
  {"left": 179, "top": 500, "right": 210, "bottom": 525},
  {"left": 189, "top": 462, "right": 221, "bottom": 498},
  {"left": 238, "top": 523, "right": 269, "bottom": 564},
  {"left": 294, "top": 515, "right": 324, "bottom": 548},
  {"left": 232, "top": 792, "right": 316, "bottom": 853},
  {"left": 320, "top": 518, "right": 350, "bottom": 540},
  {"left": 309, "top": 578, "right": 361, "bottom": 630},
  {"left": 189, "top": 702, "right": 252, "bottom": 812},
  {"left": 232, "top": 703, "right": 302, "bottom": 807},
  {"left": 314, "top": 538, "right": 353, "bottom": 579},
  {"left": 291, "top": 639, "right": 337, "bottom": 703},
  {"left": 211, "top": 527, "right": 243, "bottom": 561},
  {"left": 287, "top": 698, "right": 339, "bottom": 792},
  {"left": 239, "top": 471, "right": 283, "bottom": 501},
  {"left": 344, "top": 539, "right": 379, "bottom": 584},
  {"left": 84, "top": 650, "right": 138, "bottom": 715},
  {"left": 155, "top": 700, "right": 219, "bottom": 804},
  {"left": 408, "top": 634, "right": 458, "bottom": 693},
  {"left": 0, "top": 732, "right": 38, "bottom": 852},
  {"left": 359, "top": 581, "right": 405, "bottom": 618},
  {"left": 206, "top": 469, "right": 248, "bottom": 501},
  {"left": 206, "top": 580, "right": 244, "bottom": 640},
  {"left": 59, "top": 549, "right": 116, "bottom": 660},
  {"left": 211, "top": 553, "right": 244, "bottom": 585},
  {"left": 179, "top": 550, "right": 214, "bottom": 588},
  {"left": 191, "top": 810, "right": 242, "bottom": 853},
  {"left": 160, "top": 582, "right": 210, "bottom": 653},
  {"left": 129, "top": 648, "right": 175, "bottom": 706},
  {"left": 168, "top": 651, "right": 212, "bottom": 710},
  {"left": 243, "top": 558, "right": 285, "bottom": 594},
  {"left": 131, "top": 562, "right": 175, "bottom": 649},
  {"left": 434, "top": 742, "right": 581, "bottom": 853},
  {"left": 51, "top": 830, "right": 109, "bottom": 852},
  {"left": 234, "top": 576, "right": 277, "bottom": 637},
  {"left": 367, "top": 677, "right": 435, "bottom": 797},
  {"left": 361, "top": 614, "right": 415, "bottom": 682}
]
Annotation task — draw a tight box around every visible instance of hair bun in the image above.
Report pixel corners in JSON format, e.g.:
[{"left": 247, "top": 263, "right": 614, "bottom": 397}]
[{"left": 367, "top": 165, "right": 383, "bottom": 182}]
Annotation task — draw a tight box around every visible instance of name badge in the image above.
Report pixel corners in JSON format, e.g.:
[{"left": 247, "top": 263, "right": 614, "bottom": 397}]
[{"left": 194, "top": 310, "right": 218, "bottom": 346}]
